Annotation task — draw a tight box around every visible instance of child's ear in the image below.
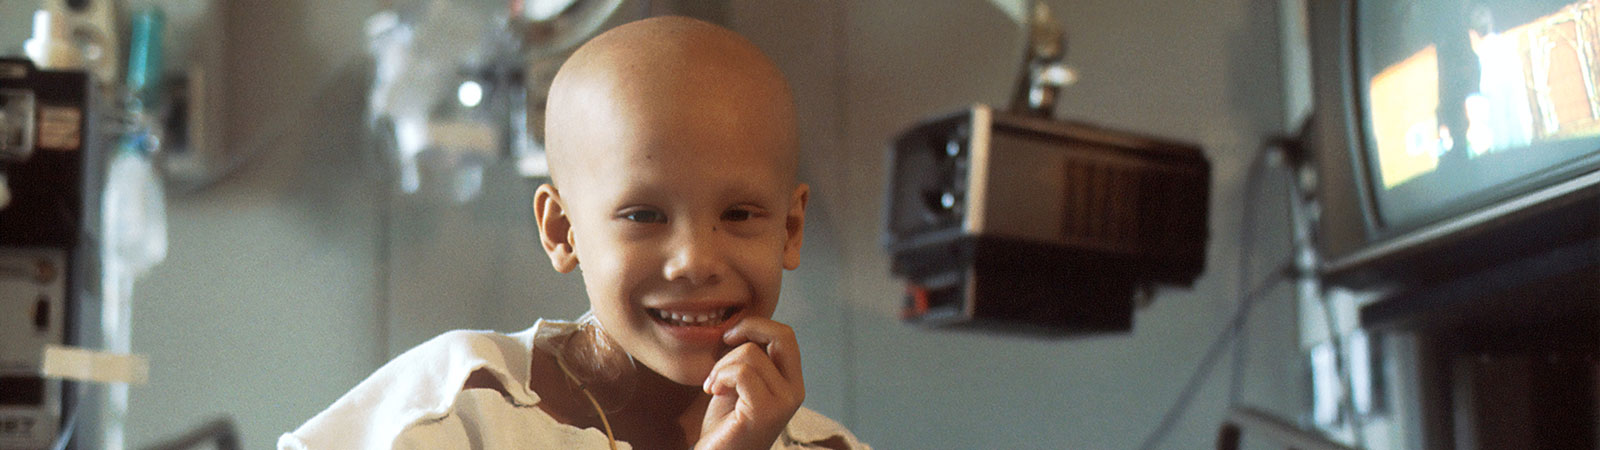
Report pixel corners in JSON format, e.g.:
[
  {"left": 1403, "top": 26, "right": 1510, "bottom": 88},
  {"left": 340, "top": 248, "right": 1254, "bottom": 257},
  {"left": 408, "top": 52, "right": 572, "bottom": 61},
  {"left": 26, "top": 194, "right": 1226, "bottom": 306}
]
[
  {"left": 534, "top": 183, "right": 580, "bottom": 273},
  {"left": 782, "top": 183, "right": 809, "bottom": 270}
]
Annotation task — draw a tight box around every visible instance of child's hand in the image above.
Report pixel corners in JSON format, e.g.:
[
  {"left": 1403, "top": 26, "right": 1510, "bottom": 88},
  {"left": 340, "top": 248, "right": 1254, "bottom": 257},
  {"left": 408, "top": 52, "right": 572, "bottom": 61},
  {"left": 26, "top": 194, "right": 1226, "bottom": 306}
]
[{"left": 696, "top": 317, "right": 804, "bottom": 450}]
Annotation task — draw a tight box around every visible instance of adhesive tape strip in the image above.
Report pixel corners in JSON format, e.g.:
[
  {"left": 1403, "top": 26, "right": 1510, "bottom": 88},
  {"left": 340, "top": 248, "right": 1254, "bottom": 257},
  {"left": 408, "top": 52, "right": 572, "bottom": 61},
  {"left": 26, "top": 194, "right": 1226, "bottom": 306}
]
[{"left": 41, "top": 344, "right": 150, "bottom": 385}]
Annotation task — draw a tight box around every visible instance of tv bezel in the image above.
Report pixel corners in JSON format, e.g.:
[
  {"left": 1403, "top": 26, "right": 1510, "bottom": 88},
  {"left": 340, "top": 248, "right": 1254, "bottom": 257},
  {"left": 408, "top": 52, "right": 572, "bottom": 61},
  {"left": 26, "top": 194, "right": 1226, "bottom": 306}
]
[{"left": 1307, "top": 0, "right": 1600, "bottom": 292}]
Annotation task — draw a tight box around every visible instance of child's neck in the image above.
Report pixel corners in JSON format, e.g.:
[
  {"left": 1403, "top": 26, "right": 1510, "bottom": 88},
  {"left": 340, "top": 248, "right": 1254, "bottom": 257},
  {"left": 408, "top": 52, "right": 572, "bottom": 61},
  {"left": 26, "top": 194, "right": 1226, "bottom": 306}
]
[
  {"left": 533, "top": 330, "right": 713, "bottom": 449},
  {"left": 611, "top": 362, "right": 711, "bottom": 447}
]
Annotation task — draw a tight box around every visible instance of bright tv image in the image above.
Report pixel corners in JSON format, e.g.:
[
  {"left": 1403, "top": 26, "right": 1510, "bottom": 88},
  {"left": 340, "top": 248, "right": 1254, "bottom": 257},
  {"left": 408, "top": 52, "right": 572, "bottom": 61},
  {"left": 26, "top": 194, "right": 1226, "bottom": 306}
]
[{"left": 1360, "top": 0, "right": 1600, "bottom": 230}]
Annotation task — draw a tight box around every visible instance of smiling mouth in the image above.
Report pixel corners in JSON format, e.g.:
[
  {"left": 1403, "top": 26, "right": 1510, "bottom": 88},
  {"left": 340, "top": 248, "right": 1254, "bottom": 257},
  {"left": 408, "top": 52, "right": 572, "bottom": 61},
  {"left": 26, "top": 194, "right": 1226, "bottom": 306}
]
[{"left": 646, "top": 307, "right": 740, "bottom": 327}]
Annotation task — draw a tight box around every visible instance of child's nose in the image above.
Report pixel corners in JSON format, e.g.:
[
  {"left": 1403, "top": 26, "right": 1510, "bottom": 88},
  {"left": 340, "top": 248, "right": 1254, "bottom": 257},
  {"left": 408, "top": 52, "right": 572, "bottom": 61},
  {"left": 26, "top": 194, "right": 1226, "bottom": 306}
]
[{"left": 661, "top": 223, "right": 725, "bottom": 285}]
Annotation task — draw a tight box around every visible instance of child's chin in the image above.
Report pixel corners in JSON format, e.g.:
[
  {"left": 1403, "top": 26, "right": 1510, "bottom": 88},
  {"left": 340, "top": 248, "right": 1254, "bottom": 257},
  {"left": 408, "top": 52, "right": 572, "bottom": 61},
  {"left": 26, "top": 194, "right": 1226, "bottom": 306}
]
[
  {"left": 642, "top": 354, "right": 718, "bottom": 386},
  {"left": 665, "top": 369, "right": 711, "bottom": 387}
]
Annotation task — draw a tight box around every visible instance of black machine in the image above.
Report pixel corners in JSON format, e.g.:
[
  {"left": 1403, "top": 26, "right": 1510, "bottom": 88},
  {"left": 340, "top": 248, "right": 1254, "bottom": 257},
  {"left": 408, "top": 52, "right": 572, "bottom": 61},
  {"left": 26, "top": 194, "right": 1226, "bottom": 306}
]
[
  {"left": 0, "top": 57, "right": 101, "bottom": 450},
  {"left": 883, "top": 104, "right": 1210, "bottom": 335}
]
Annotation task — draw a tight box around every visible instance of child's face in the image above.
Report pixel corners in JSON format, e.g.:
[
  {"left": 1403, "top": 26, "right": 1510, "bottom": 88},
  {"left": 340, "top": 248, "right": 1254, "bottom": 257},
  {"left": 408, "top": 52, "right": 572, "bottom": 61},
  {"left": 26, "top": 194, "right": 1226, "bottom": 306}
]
[{"left": 541, "top": 86, "right": 806, "bottom": 386}]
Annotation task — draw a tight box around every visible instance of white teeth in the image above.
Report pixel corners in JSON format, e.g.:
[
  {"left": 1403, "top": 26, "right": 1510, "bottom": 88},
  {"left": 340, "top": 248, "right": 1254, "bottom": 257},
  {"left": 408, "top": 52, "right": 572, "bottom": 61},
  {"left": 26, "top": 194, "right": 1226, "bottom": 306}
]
[{"left": 651, "top": 308, "right": 732, "bottom": 326}]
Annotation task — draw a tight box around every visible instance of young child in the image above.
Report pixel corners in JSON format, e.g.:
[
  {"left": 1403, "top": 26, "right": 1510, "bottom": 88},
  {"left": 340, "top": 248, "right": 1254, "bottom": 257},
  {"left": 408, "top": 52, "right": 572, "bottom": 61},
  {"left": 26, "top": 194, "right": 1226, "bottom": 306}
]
[{"left": 279, "top": 16, "right": 868, "bottom": 450}]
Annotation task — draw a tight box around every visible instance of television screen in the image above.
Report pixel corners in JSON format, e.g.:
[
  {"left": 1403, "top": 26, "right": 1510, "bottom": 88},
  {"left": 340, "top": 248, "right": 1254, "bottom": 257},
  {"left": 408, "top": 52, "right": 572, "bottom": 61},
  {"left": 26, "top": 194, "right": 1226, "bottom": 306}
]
[{"left": 1358, "top": 0, "right": 1600, "bottom": 231}]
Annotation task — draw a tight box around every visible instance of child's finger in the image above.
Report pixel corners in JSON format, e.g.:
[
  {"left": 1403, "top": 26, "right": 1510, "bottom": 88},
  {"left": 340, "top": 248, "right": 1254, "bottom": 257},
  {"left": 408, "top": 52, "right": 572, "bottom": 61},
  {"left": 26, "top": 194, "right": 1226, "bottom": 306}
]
[
  {"left": 705, "top": 343, "right": 785, "bottom": 403},
  {"left": 721, "top": 317, "right": 803, "bottom": 387}
]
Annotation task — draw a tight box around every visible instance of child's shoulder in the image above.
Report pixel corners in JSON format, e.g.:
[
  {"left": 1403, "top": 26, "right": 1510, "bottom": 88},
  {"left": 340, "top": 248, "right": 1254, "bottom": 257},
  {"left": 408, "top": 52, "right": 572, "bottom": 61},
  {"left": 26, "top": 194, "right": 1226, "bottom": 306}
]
[
  {"left": 279, "top": 323, "right": 555, "bottom": 449},
  {"left": 784, "top": 407, "right": 872, "bottom": 450}
]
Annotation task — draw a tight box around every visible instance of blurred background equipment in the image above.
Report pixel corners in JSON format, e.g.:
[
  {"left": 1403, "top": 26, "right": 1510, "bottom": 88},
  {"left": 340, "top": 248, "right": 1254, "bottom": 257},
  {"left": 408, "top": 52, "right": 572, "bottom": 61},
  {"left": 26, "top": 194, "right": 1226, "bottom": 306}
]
[
  {"left": 882, "top": 1, "right": 1211, "bottom": 336},
  {"left": 365, "top": 0, "right": 642, "bottom": 202},
  {"left": 0, "top": 54, "right": 106, "bottom": 450},
  {"left": 23, "top": 0, "right": 122, "bottom": 86},
  {"left": 3, "top": 1, "right": 177, "bottom": 449},
  {"left": 1300, "top": 0, "right": 1599, "bottom": 447}
]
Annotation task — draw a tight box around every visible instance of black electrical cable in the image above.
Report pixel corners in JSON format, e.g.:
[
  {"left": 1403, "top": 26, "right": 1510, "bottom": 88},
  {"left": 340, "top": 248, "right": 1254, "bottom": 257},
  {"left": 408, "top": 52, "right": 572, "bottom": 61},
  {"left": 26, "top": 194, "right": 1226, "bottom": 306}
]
[
  {"left": 1228, "top": 142, "right": 1301, "bottom": 406},
  {"left": 49, "top": 382, "right": 85, "bottom": 450},
  {"left": 1135, "top": 260, "right": 1292, "bottom": 450},
  {"left": 137, "top": 417, "right": 241, "bottom": 450},
  {"left": 1137, "top": 141, "right": 1298, "bottom": 450}
]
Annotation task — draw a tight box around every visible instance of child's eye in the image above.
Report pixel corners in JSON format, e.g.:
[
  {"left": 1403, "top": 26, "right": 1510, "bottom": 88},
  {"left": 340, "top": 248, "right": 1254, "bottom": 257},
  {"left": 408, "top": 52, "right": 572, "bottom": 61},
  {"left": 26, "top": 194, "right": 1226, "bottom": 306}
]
[
  {"left": 721, "top": 208, "right": 753, "bottom": 222},
  {"left": 622, "top": 210, "right": 667, "bottom": 223}
]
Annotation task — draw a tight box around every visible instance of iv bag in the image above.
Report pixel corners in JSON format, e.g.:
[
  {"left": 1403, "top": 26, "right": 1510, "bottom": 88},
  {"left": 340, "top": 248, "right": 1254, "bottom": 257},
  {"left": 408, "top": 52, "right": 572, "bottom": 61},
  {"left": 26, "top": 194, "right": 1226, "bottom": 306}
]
[{"left": 104, "top": 138, "right": 168, "bottom": 276}]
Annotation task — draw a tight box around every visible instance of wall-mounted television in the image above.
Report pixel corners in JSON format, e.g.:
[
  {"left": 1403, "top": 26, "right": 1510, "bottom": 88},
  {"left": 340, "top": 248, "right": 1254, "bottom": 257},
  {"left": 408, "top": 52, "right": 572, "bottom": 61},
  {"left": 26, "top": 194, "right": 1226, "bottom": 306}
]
[{"left": 1306, "top": 0, "right": 1600, "bottom": 316}]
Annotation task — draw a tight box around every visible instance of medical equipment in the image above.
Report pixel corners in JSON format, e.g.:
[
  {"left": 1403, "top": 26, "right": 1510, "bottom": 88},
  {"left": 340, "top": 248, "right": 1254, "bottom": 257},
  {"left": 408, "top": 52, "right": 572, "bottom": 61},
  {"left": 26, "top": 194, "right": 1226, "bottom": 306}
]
[
  {"left": 2, "top": 3, "right": 171, "bottom": 448},
  {"left": 0, "top": 56, "right": 101, "bottom": 450},
  {"left": 882, "top": 1, "right": 1212, "bottom": 335},
  {"left": 366, "top": 0, "right": 636, "bottom": 203}
]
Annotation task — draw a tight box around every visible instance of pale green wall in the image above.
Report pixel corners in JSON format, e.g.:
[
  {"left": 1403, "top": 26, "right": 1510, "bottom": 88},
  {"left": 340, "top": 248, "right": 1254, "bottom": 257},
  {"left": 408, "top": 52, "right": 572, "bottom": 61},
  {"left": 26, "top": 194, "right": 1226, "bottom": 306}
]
[{"left": 126, "top": 1, "right": 387, "bottom": 449}]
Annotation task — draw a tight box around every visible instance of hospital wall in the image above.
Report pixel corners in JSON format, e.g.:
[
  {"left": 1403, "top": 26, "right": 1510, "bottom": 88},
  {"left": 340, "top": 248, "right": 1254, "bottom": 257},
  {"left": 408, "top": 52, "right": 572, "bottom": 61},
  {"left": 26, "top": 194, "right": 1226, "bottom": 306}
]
[{"left": 94, "top": 0, "right": 1308, "bottom": 449}]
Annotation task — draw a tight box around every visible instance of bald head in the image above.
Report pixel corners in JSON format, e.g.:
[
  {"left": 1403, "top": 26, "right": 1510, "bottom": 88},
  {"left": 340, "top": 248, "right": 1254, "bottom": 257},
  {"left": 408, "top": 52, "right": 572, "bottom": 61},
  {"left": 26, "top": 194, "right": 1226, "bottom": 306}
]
[
  {"left": 530, "top": 19, "right": 813, "bottom": 379},
  {"left": 543, "top": 16, "right": 798, "bottom": 188}
]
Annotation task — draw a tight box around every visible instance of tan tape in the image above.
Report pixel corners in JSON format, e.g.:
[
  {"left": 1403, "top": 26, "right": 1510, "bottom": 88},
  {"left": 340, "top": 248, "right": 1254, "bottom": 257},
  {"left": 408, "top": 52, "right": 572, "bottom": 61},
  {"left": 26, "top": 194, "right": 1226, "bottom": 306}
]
[{"left": 40, "top": 344, "right": 149, "bottom": 385}]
